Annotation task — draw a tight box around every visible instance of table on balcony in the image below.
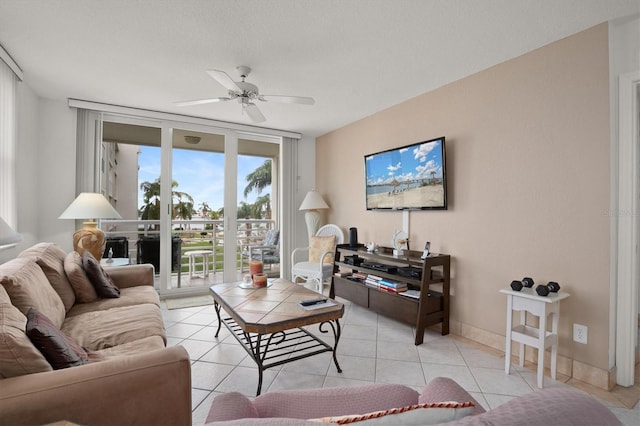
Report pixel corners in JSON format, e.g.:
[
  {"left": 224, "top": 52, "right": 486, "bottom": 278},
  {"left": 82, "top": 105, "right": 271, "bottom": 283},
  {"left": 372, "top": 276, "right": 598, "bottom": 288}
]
[{"left": 184, "top": 249, "right": 214, "bottom": 279}]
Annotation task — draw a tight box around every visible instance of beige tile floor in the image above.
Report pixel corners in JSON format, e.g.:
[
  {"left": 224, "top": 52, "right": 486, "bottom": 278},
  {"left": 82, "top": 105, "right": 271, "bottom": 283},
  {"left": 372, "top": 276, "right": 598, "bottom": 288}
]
[{"left": 161, "top": 293, "right": 639, "bottom": 425}]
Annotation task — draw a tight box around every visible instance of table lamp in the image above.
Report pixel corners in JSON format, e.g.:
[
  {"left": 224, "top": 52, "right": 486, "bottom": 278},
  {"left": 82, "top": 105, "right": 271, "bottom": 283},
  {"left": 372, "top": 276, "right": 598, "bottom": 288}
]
[
  {"left": 299, "top": 190, "right": 329, "bottom": 243},
  {"left": 0, "top": 216, "right": 22, "bottom": 251},
  {"left": 59, "top": 193, "right": 122, "bottom": 260}
]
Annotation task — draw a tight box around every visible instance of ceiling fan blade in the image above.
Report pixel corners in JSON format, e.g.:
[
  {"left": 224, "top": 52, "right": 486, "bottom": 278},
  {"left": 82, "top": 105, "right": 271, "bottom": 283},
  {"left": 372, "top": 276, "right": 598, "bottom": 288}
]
[
  {"left": 259, "top": 95, "right": 315, "bottom": 105},
  {"left": 206, "top": 69, "right": 242, "bottom": 92},
  {"left": 244, "top": 103, "right": 266, "bottom": 123},
  {"left": 175, "top": 97, "right": 231, "bottom": 107}
]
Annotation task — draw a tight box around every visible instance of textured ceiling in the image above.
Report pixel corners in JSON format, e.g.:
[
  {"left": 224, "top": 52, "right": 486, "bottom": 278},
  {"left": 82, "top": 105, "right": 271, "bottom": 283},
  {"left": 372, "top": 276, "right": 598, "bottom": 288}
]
[{"left": 0, "top": 0, "right": 638, "bottom": 137}]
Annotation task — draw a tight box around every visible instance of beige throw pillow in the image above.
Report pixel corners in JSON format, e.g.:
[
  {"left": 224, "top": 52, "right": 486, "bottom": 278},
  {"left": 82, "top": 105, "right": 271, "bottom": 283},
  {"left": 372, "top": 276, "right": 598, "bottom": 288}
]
[
  {"left": 0, "top": 302, "right": 52, "bottom": 378},
  {"left": 19, "top": 242, "right": 76, "bottom": 312},
  {"left": 64, "top": 251, "right": 98, "bottom": 303},
  {"left": 309, "top": 235, "right": 336, "bottom": 264},
  {"left": 0, "top": 257, "right": 66, "bottom": 328}
]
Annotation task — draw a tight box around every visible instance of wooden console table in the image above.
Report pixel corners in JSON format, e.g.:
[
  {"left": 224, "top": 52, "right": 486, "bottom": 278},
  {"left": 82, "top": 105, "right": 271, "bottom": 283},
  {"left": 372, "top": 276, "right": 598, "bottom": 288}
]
[{"left": 330, "top": 244, "right": 450, "bottom": 345}]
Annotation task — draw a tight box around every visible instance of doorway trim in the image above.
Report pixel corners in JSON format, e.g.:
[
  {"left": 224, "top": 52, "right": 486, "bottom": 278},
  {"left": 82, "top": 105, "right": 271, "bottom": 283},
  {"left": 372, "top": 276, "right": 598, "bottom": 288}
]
[{"left": 614, "top": 71, "right": 639, "bottom": 386}]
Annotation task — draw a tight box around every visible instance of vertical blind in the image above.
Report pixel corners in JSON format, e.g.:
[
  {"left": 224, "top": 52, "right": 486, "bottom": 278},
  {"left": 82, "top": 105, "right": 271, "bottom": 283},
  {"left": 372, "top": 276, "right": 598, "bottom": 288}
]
[{"left": 0, "top": 58, "right": 17, "bottom": 227}]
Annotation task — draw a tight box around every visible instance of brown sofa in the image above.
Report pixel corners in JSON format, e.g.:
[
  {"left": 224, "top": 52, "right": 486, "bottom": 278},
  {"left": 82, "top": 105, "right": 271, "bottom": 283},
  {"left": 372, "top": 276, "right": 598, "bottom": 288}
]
[{"left": 0, "top": 243, "right": 191, "bottom": 426}]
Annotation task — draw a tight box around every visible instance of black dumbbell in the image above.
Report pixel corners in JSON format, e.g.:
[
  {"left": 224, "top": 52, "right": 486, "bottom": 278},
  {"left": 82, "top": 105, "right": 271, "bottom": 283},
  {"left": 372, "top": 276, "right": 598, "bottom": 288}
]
[
  {"left": 547, "top": 281, "right": 560, "bottom": 292},
  {"left": 535, "top": 284, "right": 550, "bottom": 296},
  {"left": 535, "top": 282, "right": 561, "bottom": 297},
  {"left": 522, "top": 277, "right": 534, "bottom": 288},
  {"left": 510, "top": 280, "right": 523, "bottom": 291}
]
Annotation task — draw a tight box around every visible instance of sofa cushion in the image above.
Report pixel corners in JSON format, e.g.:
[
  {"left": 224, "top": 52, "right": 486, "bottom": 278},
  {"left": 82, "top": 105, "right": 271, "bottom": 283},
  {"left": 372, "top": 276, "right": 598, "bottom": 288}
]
[
  {"left": 64, "top": 251, "right": 98, "bottom": 303},
  {"left": 61, "top": 303, "right": 165, "bottom": 350},
  {"left": 66, "top": 285, "right": 160, "bottom": 317},
  {"left": 18, "top": 242, "right": 76, "bottom": 312},
  {"left": 0, "top": 257, "right": 66, "bottom": 328},
  {"left": 309, "top": 235, "right": 336, "bottom": 264},
  {"left": 94, "top": 335, "right": 166, "bottom": 359},
  {"left": 0, "top": 302, "right": 52, "bottom": 378},
  {"left": 311, "top": 401, "right": 475, "bottom": 424},
  {"left": 25, "top": 308, "right": 88, "bottom": 369},
  {"left": 82, "top": 251, "right": 120, "bottom": 298}
]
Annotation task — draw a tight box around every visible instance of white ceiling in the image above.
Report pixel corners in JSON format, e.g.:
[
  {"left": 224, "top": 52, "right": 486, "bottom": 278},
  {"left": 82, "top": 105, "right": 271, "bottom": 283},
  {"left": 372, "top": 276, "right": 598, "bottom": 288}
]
[{"left": 0, "top": 0, "right": 638, "bottom": 138}]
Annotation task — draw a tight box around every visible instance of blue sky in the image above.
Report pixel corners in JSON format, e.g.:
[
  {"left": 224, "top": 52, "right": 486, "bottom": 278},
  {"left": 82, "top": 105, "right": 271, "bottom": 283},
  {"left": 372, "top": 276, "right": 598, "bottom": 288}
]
[
  {"left": 365, "top": 139, "right": 444, "bottom": 186},
  {"left": 137, "top": 146, "right": 270, "bottom": 212}
]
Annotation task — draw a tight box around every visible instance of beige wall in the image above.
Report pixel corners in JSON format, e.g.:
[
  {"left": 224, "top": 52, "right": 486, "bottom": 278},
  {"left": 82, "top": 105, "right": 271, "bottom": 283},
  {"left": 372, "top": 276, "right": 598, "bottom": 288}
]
[{"left": 317, "top": 23, "right": 611, "bottom": 370}]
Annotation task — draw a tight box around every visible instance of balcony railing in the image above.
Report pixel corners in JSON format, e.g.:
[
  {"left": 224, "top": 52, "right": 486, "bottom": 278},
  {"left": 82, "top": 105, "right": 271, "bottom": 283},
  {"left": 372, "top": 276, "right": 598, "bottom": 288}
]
[{"left": 100, "top": 218, "right": 277, "bottom": 278}]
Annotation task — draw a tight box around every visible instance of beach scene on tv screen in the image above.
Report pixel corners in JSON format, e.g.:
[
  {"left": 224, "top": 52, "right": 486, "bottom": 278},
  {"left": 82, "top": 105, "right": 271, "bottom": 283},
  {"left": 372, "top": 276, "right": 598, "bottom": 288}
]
[{"left": 366, "top": 139, "right": 445, "bottom": 209}]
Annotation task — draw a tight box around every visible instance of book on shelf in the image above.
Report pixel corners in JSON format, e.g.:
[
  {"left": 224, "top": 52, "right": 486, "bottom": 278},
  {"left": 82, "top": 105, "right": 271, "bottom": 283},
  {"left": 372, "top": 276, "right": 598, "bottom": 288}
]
[
  {"left": 378, "top": 278, "right": 405, "bottom": 288},
  {"left": 398, "top": 289, "right": 421, "bottom": 299},
  {"left": 378, "top": 283, "right": 408, "bottom": 293},
  {"left": 334, "top": 271, "right": 351, "bottom": 278},
  {"left": 378, "top": 285, "right": 406, "bottom": 294}
]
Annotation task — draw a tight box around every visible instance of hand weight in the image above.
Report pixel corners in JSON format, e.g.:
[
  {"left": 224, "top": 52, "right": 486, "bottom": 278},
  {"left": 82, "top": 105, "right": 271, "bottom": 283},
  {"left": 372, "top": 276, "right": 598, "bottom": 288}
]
[
  {"left": 510, "top": 280, "right": 523, "bottom": 291},
  {"left": 522, "top": 277, "right": 534, "bottom": 288},
  {"left": 535, "top": 281, "right": 561, "bottom": 297},
  {"left": 547, "top": 281, "right": 560, "bottom": 292},
  {"left": 535, "top": 284, "right": 550, "bottom": 296}
]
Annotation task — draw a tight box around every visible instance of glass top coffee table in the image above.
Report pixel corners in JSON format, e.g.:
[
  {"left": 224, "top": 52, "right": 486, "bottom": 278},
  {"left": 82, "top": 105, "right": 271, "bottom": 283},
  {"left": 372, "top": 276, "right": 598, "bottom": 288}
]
[{"left": 209, "top": 278, "right": 344, "bottom": 395}]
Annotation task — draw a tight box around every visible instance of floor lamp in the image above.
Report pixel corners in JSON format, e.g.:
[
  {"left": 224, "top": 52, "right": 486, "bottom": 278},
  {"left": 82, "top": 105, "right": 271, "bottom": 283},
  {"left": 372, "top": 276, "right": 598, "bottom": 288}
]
[
  {"left": 0, "top": 216, "right": 22, "bottom": 251},
  {"left": 299, "top": 190, "right": 329, "bottom": 243},
  {"left": 59, "top": 193, "right": 122, "bottom": 261}
]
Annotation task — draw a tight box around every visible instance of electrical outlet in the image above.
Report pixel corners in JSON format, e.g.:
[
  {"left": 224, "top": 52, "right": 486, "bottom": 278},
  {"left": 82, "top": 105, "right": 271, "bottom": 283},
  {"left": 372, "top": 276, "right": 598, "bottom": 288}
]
[{"left": 573, "top": 324, "right": 588, "bottom": 344}]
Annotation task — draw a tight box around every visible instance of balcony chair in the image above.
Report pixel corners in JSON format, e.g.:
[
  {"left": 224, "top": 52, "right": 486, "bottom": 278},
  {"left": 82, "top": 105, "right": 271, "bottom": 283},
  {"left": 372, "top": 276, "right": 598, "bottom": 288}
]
[
  {"left": 291, "top": 224, "right": 344, "bottom": 294},
  {"left": 241, "top": 229, "right": 280, "bottom": 273}
]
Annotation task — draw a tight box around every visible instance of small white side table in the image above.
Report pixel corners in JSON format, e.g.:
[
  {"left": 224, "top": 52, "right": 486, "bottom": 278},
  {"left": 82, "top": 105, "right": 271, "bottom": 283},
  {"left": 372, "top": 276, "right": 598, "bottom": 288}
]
[
  {"left": 500, "top": 287, "right": 570, "bottom": 388},
  {"left": 100, "top": 258, "right": 131, "bottom": 267},
  {"left": 185, "top": 250, "right": 213, "bottom": 279}
]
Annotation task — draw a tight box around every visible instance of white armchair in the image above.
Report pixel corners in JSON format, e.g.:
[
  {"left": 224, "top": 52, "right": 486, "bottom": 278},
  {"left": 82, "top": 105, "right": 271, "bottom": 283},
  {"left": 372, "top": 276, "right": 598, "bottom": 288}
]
[{"left": 291, "top": 224, "right": 344, "bottom": 294}]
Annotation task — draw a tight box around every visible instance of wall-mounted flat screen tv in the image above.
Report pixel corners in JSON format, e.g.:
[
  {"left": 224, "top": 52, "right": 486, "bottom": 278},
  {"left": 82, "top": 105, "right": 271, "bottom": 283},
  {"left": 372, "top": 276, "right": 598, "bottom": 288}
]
[{"left": 365, "top": 136, "right": 447, "bottom": 210}]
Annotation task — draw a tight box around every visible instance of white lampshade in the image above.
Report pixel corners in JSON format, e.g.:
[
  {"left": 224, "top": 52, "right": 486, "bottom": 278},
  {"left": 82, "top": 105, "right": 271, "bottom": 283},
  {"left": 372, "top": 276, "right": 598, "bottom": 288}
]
[
  {"left": 59, "top": 193, "right": 121, "bottom": 261},
  {"left": 299, "top": 190, "right": 329, "bottom": 211},
  {"left": 299, "top": 190, "right": 329, "bottom": 243},
  {"left": 0, "top": 216, "right": 22, "bottom": 249},
  {"left": 59, "top": 193, "right": 122, "bottom": 220}
]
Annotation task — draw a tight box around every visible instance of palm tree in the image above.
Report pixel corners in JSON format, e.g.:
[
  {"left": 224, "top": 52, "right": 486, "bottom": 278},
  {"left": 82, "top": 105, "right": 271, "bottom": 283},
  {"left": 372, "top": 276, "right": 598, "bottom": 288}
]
[
  {"left": 139, "top": 177, "right": 194, "bottom": 229},
  {"left": 244, "top": 159, "right": 272, "bottom": 197},
  {"left": 238, "top": 159, "right": 271, "bottom": 219},
  {"left": 254, "top": 194, "right": 271, "bottom": 219},
  {"left": 199, "top": 201, "right": 211, "bottom": 217}
]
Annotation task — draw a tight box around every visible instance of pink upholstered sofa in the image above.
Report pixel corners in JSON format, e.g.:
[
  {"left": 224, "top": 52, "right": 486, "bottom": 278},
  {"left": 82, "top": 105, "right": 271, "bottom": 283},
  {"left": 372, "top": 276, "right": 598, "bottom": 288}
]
[
  {"left": 0, "top": 242, "right": 191, "bottom": 426},
  {"left": 205, "top": 377, "right": 621, "bottom": 425}
]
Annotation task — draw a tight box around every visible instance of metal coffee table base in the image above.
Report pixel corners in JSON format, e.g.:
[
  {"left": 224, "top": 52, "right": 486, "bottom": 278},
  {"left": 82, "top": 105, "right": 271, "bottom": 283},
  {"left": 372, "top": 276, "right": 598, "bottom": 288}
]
[{"left": 214, "top": 302, "right": 342, "bottom": 396}]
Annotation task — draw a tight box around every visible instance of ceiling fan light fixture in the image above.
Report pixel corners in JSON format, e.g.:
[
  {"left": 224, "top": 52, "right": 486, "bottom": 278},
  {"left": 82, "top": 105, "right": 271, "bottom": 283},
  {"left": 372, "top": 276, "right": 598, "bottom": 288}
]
[
  {"left": 176, "top": 65, "right": 315, "bottom": 123},
  {"left": 184, "top": 135, "right": 201, "bottom": 145}
]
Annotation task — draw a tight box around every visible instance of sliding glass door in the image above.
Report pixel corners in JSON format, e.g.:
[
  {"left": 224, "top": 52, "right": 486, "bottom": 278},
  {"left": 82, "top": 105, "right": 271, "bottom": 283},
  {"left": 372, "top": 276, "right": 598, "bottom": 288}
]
[{"left": 99, "top": 115, "right": 282, "bottom": 296}]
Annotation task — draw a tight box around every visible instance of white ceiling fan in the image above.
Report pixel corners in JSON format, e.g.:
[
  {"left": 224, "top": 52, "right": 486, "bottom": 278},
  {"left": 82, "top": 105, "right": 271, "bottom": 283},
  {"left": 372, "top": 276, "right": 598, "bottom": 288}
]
[{"left": 175, "top": 66, "right": 315, "bottom": 123}]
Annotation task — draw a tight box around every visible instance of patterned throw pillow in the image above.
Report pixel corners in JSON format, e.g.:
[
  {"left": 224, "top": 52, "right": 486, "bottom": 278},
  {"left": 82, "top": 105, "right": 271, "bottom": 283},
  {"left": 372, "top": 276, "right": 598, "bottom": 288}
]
[
  {"left": 263, "top": 229, "right": 280, "bottom": 247},
  {"left": 308, "top": 235, "right": 336, "bottom": 264},
  {"left": 310, "top": 401, "right": 475, "bottom": 424},
  {"left": 82, "top": 251, "right": 120, "bottom": 298},
  {"left": 25, "top": 308, "right": 88, "bottom": 369}
]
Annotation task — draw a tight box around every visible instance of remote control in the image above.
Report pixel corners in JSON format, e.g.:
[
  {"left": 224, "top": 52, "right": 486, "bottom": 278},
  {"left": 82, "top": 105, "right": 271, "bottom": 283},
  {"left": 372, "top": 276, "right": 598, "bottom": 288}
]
[{"left": 300, "top": 298, "right": 327, "bottom": 306}]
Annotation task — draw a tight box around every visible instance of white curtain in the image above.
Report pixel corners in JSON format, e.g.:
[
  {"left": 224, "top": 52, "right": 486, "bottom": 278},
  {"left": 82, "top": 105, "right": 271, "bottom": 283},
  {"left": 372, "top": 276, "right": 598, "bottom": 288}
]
[
  {"left": 75, "top": 109, "right": 103, "bottom": 193},
  {"left": 0, "top": 58, "right": 17, "bottom": 227},
  {"left": 281, "top": 136, "right": 298, "bottom": 279}
]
